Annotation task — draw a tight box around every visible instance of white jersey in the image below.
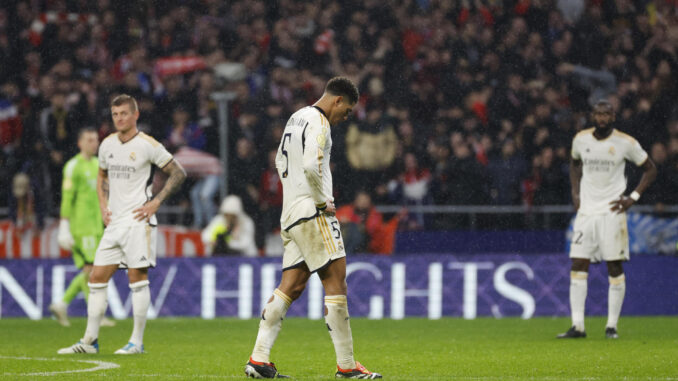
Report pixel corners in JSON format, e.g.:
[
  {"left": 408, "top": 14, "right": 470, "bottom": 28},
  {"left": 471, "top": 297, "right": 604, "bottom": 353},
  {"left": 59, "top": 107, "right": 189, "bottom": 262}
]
[
  {"left": 98, "top": 131, "right": 173, "bottom": 227},
  {"left": 276, "top": 106, "right": 333, "bottom": 230},
  {"left": 571, "top": 128, "right": 648, "bottom": 215}
]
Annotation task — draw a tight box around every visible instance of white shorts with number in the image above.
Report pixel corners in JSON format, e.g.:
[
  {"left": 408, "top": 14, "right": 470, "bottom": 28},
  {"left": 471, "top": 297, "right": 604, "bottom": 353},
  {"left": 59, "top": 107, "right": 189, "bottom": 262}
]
[
  {"left": 94, "top": 224, "right": 157, "bottom": 268},
  {"left": 570, "top": 213, "right": 629, "bottom": 263},
  {"left": 282, "top": 213, "right": 346, "bottom": 273}
]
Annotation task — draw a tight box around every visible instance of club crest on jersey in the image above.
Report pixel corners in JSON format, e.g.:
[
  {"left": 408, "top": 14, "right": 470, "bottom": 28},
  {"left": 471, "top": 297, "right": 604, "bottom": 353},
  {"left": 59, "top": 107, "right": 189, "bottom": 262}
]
[
  {"left": 608, "top": 146, "right": 615, "bottom": 155},
  {"left": 130, "top": 152, "right": 136, "bottom": 161}
]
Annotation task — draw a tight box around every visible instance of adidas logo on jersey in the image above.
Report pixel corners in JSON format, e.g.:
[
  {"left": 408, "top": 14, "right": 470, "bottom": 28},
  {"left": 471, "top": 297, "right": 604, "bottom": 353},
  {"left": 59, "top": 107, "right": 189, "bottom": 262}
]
[
  {"left": 109, "top": 154, "right": 114, "bottom": 158},
  {"left": 140, "top": 256, "right": 147, "bottom": 261}
]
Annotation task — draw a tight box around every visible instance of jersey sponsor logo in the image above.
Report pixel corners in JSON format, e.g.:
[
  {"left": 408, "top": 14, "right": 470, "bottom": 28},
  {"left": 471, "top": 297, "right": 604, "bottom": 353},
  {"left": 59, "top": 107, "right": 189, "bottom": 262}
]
[
  {"left": 108, "top": 164, "right": 137, "bottom": 179},
  {"left": 583, "top": 158, "right": 615, "bottom": 172}
]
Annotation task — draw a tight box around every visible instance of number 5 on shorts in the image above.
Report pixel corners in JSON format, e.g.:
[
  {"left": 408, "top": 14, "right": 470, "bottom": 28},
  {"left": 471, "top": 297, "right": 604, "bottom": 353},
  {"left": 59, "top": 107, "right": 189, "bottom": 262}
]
[{"left": 330, "top": 221, "right": 341, "bottom": 239}]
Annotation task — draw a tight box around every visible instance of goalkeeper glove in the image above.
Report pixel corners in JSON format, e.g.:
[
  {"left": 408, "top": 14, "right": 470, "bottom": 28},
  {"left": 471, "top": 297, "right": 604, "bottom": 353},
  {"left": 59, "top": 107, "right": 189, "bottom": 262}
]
[{"left": 57, "top": 219, "right": 75, "bottom": 251}]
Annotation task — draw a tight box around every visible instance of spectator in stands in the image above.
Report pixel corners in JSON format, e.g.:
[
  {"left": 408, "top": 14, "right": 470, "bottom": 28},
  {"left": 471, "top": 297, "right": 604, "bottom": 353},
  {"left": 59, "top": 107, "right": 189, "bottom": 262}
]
[
  {"left": 165, "top": 106, "right": 206, "bottom": 151},
  {"left": 172, "top": 145, "right": 223, "bottom": 229},
  {"left": 336, "top": 191, "right": 403, "bottom": 255},
  {"left": 38, "top": 91, "right": 80, "bottom": 209},
  {"left": 230, "top": 137, "right": 261, "bottom": 217},
  {"left": 640, "top": 142, "right": 678, "bottom": 208},
  {"left": 344, "top": 105, "right": 399, "bottom": 193},
  {"left": 256, "top": 150, "right": 283, "bottom": 251},
  {"left": 439, "top": 136, "right": 489, "bottom": 206},
  {"left": 387, "top": 152, "right": 432, "bottom": 229},
  {"left": 488, "top": 139, "right": 527, "bottom": 205},
  {"left": 9, "top": 172, "right": 43, "bottom": 232},
  {"left": 202, "top": 195, "right": 257, "bottom": 256}
]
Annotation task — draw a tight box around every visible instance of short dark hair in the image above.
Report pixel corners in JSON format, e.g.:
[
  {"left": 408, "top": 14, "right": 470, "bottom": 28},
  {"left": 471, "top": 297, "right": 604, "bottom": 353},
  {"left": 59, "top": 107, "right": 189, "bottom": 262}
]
[
  {"left": 325, "top": 77, "right": 359, "bottom": 105},
  {"left": 77, "top": 127, "right": 98, "bottom": 140},
  {"left": 593, "top": 99, "right": 613, "bottom": 113},
  {"left": 111, "top": 94, "right": 138, "bottom": 113}
]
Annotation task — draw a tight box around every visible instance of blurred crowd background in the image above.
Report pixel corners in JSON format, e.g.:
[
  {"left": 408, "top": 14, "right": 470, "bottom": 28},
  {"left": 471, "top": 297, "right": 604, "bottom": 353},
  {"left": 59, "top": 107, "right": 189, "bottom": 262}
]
[{"left": 2, "top": 0, "right": 678, "bottom": 254}]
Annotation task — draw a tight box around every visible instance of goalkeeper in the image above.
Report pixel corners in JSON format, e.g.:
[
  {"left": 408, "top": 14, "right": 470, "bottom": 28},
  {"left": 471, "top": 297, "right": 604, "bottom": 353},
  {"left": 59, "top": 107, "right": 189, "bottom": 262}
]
[{"left": 49, "top": 128, "right": 114, "bottom": 327}]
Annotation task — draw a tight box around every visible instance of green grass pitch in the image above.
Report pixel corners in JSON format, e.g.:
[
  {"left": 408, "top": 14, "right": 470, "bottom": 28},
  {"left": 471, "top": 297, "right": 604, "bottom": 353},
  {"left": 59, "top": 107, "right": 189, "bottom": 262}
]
[{"left": 1, "top": 317, "right": 677, "bottom": 380}]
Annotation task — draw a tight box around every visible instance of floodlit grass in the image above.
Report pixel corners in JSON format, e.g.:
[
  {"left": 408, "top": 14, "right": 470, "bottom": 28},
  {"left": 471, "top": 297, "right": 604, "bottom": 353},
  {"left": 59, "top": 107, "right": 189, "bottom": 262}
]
[{"left": 1, "top": 316, "right": 677, "bottom": 380}]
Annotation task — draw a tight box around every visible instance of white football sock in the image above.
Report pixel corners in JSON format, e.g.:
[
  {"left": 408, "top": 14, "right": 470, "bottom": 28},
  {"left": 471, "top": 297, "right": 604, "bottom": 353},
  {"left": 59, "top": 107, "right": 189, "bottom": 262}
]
[
  {"left": 570, "top": 271, "right": 588, "bottom": 332},
  {"left": 325, "top": 295, "right": 356, "bottom": 370},
  {"left": 83, "top": 283, "right": 108, "bottom": 344},
  {"left": 251, "top": 289, "right": 292, "bottom": 363},
  {"left": 129, "top": 280, "right": 150, "bottom": 346},
  {"left": 606, "top": 274, "right": 626, "bottom": 329}
]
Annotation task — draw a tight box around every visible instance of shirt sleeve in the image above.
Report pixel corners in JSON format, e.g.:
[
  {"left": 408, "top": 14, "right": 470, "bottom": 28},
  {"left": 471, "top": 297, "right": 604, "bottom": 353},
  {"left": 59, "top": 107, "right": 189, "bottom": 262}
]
[
  {"left": 98, "top": 142, "right": 108, "bottom": 170},
  {"left": 625, "top": 137, "right": 648, "bottom": 166},
  {"left": 152, "top": 143, "right": 174, "bottom": 168},
  {"left": 571, "top": 136, "right": 581, "bottom": 160},
  {"left": 302, "top": 117, "right": 330, "bottom": 206},
  {"left": 60, "top": 159, "right": 77, "bottom": 219}
]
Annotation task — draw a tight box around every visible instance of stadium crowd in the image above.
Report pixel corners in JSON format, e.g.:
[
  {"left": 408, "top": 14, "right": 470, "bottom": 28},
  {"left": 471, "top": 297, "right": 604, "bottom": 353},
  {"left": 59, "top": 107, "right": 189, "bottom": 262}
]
[{"left": 2, "top": 0, "right": 678, "bottom": 250}]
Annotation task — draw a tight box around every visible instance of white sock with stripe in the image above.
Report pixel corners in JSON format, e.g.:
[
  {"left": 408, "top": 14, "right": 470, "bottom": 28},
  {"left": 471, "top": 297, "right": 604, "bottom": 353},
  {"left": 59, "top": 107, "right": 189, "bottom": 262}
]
[
  {"left": 325, "top": 295, "right": 356, "bottom": 370},
  {"left": 606, "top": 274, "right": 626, "bottom": 329},
  {"left": 129, "top": 280, "right": 150, "bottom": 346},
  {"left": 83, "top": 283, "right": 108, "bottom": 344},
  {"left": 251, "top": 289, "right": 292, "bottom": 363},
  {"left": 570, "top": 271, "right": 588, "bottom": 332}
]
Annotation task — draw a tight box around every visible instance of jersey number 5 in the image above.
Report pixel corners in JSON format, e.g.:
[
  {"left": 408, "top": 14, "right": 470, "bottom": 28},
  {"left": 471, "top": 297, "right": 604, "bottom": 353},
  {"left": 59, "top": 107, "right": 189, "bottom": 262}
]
[
  {"left": 281, "top": 133, "right": 292, "bottom": 178},
  {"left": 330, "top": 221, "right": 341, "bottom": 239}
]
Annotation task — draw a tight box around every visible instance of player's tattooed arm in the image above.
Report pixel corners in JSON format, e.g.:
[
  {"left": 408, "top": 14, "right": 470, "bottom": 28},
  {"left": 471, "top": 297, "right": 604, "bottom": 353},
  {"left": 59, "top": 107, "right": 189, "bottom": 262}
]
[
  {"left": 97, "top": 168, "right": 112, "bottom": 225},
  {"left": 102, "top": 177, "right": 109, "bottom": 200},
  {"left": 569, "top": 158, "right": 582, "bottom": 211},
  {"left": 133, "top": 160, "right": 186, "bottom": 222},
  {"left": 155, "top": 160, "right": 187, "bottom": 204}
]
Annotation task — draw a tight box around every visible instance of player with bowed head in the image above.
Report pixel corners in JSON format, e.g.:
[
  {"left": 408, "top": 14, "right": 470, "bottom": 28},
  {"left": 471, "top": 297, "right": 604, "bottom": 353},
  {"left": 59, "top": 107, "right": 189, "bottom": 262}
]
[
  {"left": 244, "top": 77, "right": 382, "bottom": 379},
  {"left": 58, "top": 94, "right": 186, "bottom": 354},
  {"left": 558, "top": 100, "right": 656, "bottom": 339}
]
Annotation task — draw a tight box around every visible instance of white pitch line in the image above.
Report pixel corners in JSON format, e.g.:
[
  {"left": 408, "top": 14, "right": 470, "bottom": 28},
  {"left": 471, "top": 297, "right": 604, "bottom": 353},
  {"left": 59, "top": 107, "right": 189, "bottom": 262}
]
[{"left": 0, "top": 355, "right": 119, "bottom": 376}]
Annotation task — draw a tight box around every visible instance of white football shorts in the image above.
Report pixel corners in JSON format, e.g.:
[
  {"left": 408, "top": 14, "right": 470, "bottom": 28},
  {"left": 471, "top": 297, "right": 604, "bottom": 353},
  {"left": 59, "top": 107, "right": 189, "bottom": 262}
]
[
  {"left": 94, "top": 224, "right": 157, "bottom": 268},
  {"left": 282, "top": 213, "right": 346, "bottom": 273},
  {"left": 570, "top": 212, "right": 630, "bottom": 263}
]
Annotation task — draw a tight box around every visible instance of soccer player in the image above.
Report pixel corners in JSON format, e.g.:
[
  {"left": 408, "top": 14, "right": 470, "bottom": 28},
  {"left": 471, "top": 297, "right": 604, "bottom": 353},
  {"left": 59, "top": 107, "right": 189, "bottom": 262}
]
[
  {"left": 558, "top": 100, "right": 656, "bottom": 339},
  {"left": 49, "top": 128, "right": 114, "bottom": 328},
  {"left": 244, "top": 77, "right": 381, "bottom": 379},
  {"left": 58, "top": 94, "right": 186, "bottom": 354}
]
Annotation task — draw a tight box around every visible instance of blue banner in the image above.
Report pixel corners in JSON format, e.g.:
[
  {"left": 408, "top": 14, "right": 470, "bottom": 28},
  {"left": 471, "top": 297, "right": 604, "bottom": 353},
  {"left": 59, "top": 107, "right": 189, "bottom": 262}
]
[{"left": 1, "top": 254, "right": 677, "bottom": 319}]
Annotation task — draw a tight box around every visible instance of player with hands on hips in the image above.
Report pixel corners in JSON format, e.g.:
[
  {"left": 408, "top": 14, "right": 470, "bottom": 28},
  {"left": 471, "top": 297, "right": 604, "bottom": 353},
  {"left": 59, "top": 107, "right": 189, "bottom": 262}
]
[
  {"left": 57, "top": 94, "right": 186, "bottom": 355},
  {"left": 558, "top": 100, "right": 656, "bottom": 340}
]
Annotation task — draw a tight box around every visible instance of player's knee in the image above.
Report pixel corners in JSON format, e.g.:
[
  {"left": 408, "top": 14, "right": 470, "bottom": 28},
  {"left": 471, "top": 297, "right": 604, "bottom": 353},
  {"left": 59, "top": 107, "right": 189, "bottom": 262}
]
[
  {"left": 570, "top": 259, "right": 589, "bottom": 272},
  {"left": 287, "top": 284, "right": 306, "bottom": 301},
  {"left": 607, "top": 262, "right": 624, "bottom": 277},
  {"left": 129, "top": 280, "right": 150, "bottom": 291}
]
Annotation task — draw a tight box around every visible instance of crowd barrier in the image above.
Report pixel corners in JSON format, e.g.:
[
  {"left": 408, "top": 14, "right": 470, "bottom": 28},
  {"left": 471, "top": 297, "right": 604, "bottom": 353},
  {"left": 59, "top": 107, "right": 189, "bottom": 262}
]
[{"left": 1, "top": 254, "right": 676, "bottom": 319}]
